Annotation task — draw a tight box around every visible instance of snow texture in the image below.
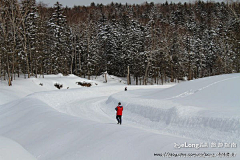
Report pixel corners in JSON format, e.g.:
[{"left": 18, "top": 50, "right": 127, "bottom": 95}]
[
  {"left": 0, "top": 136, "right": 37, "bottom": 160},
  {"left": 0, "top": 73, "right": 239, "bottom": 160}
]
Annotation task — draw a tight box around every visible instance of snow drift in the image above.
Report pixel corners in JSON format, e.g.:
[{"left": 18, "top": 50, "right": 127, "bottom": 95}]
[
  {"left": 0, "top": 136, "right": 37, "bottom": 160},
  {"left": 0, "top": 73, "right": 239, "bottom": 159},
  {"left": 105, "top": 74, "right": 240, "bottom": 143}
]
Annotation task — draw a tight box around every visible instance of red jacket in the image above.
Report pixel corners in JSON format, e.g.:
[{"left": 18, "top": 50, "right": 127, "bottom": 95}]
[{"left": 115, "top": 106, "right": 123, "bottom": 115}]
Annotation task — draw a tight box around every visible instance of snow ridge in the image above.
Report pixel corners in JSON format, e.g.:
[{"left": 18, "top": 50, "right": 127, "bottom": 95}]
[
  {"left": 106, "top": 95, "right": 240, "bottom": 143},
  {"left": 165, "top": 76, "right": 240, "bottom": 100},
  {"left": 104, "top": 74, "right": 240, "bottom": 143}
]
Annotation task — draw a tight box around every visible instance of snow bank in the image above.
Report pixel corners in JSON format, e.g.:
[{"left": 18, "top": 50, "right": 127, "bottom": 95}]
[
  {"left": 104, "top": 74, "right": 240, "bottom": 143},
  {"left": 0, "top": 136, "right": 37, "bottom": 160},
  {"left": 0, "top": 74, "right": 100, "bottom": 105},
  {"left": 147, "top": 73, "right": 240, "bottom": 109},
  {"left": 0, "top": 97, "right": 202, "bottom": 160}
]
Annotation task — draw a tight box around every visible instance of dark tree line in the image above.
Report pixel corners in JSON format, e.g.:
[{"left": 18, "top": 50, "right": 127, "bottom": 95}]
[{"left": 0, "top": 0, "right": 239, "bottom": 86}]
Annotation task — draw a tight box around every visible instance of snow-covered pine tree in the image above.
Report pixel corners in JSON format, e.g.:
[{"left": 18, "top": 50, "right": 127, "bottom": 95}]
[
  {"left": 48, "top": 2, "right": 70, "bottom": 75},
  {"left": 83, "top": 20, "right": 99, "bottom": 79},
  {"left": 36, "top": 2, "right": 49, "bottom": 78},
  {"left": 128, "top": 20, "right": 145, "bottom": 85},
  {"left": 227, "top": 2, "right": 240, "bottom": 73},
  {"left": 118, "top": 13, "right": 131, "bottom": 77},
  {"left": 20, "top": 0, "right": 39, "bottom": 77},
  {"left": 71, "top": 24, "right": 84, "bottom": 77},
  {"left": 97, "top": 18, "right": 120, "bottom": 76}
]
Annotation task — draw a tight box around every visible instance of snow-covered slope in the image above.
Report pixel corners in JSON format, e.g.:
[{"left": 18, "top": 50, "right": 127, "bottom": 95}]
[
  {"left": 0, "top": 74, "right": 122, "bottom": 105},
  {"left": 146, "top": 74, "right": 240, "bottom": 109},
  {"left": 0, "top": 136, "right": 37, "bottom": 160},
  {"left": 0, "top": 73, "right": 239, "bottom": 160},
  {"left": 0, "top": 97, "right": 200, "bottom": 160},
  {"left": 105, "top": 74, "right": 240, "bottom": 144}
]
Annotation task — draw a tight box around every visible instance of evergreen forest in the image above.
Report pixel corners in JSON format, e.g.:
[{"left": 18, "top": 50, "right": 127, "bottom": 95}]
[{"left": 0, "top": 0, "right": 239, "bottom": 85}]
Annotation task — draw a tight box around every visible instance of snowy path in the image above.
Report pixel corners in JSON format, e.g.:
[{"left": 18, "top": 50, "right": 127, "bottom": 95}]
[
  {"left": 62, "top": 97, "right": 113, "bottom": 122},
  {"left": 0, "top": 96, "right": 203, "bottom": 160},
  {"left": 28, "top": 76, "right": 240, "bottom": 144},
  {"left": 28, "top": 85, "right": 168, "bottom": 124},
  {"left": 27, "top": 74, "right": 240, "bottom": 143}
]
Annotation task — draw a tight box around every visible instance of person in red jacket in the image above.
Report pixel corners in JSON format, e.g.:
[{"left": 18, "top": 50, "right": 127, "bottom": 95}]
[{"left": 115, "top": 102, "right": 123, "bottom": 125}]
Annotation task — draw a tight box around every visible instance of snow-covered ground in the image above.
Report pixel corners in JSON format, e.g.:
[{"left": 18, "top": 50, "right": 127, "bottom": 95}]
[
  {"left": 0, "top": 73, "right": 239, "bottom": 160},
  {"left": 0, "top": 136, "right": 37, "bottom": 160}
]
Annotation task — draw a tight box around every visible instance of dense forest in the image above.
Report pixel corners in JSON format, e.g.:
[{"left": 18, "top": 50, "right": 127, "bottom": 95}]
[{"left": 0, "top": 0, "right": 239, "bottom": 85}]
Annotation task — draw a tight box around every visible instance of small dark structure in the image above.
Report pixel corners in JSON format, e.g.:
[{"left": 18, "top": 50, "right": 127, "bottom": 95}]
[
  {"left": 54, "top": 83, "right": 63, "bottom": 89},
  {"left": 76, "top": 82, "right": 92, "bottom": 87}
]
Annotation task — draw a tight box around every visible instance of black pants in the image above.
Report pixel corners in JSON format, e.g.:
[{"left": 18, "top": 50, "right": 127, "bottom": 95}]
[{"left": 116, "top": 115, "right": 122, "bottom": 124}]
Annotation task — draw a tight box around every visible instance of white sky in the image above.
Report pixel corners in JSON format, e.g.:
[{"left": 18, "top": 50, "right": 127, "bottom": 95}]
[{"left": 36, "top": 0, "right": 226, "bottom": 7}]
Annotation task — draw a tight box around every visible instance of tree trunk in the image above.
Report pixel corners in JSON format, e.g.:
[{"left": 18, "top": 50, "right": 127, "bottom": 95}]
[
  {"left": 0, "top": 54, "right": 1, "bottom": 80},
  {"left": 188, "top": 62, "right": 192, "bottom": 80},
  {"left": 7, "top": 53, "right": 12, "bottom": 86},
  {"left": 144, "top": 61, "right": 150, "bottom": 85},
  {"left": 35, "top": 60, "right": 38, "bottom": 78},
  {"left": 4, "top": 70, "right": 6, "bottom": 81},
  {"left": 127, "top": 66, "right": 130, "bottom": 85},
  {"left": 171, "top": 63, "right": 174, "bottom": 82},
  {"left": 29, "top": 44, "right": 33, "bottom": 77},
  {"left": 79, "top": 51, "right": 81, "bottom": 77},
  {"left": 71, "top": 37, "right": 76, "bottom": 74},
  {"left": 105, "top": 73, "right": 107, "bottom": 83},
  {"left": 26, "top": 49, "right": 30, "bottom": 78}
]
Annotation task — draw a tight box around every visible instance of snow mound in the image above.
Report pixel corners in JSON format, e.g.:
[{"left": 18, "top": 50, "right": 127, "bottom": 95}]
[
  {"left": 0, "top": 74, "right": 118, "bottom": 105},
  {"left": 147, "top": 73, "right": 240, "bottom": 109},
  {"left": 0, "top": 97, "right": 201, "bottom": 160},
  {"left": 104, "top": 74, "right": 240, "bottom": 143},
  {"left": 0, "top": 136, "right": 37, "bottom": 160}
]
